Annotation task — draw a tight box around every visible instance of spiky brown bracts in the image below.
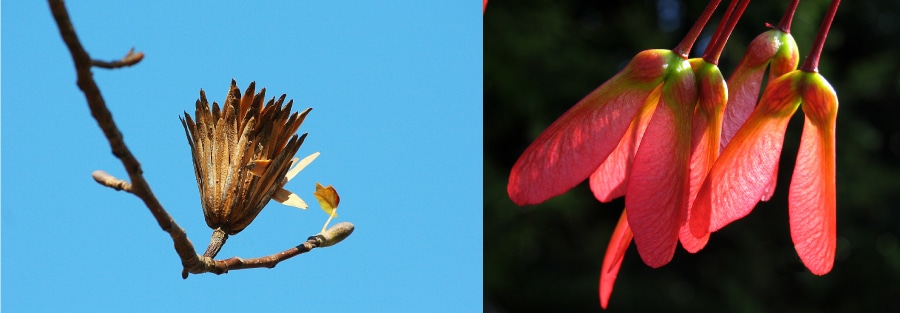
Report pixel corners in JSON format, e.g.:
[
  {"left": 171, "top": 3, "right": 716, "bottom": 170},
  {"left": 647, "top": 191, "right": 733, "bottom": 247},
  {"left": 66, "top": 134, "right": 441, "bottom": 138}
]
[{"left": 180, "top": 80, "right": 314, "bottom": 242}]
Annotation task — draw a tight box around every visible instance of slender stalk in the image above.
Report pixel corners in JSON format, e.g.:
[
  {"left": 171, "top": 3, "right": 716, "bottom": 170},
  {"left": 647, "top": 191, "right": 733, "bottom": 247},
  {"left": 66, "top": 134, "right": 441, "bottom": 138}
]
[
  {"left": 203, "top": 228, "right": 229, "bottom": 258},
  {"left": 703, "top": 0, "right": 740, "bottom": 60},
  {"left": 673, "top": 0, "right": 722, "bottom": 58},
  {"left": 703, "top": 0, "right": 751, "bottom": 64},
  {"left": 775, "top": 0, "right": 801, "bottom": 33},
  {"left": 801, "top": 0, "right": 841, "bottom": 72}
]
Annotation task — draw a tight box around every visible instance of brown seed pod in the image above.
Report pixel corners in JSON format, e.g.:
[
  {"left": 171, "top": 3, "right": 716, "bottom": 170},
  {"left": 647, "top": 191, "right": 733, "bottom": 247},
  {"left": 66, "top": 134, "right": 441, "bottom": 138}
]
[{"left": 180, "top": 80, "right": 312, "bottom": 235}]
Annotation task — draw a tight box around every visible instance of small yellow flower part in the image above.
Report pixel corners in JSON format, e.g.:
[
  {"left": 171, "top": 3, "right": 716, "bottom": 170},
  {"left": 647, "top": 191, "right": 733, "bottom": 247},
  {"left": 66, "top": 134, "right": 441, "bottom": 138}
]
[
  {"left": 313, "top": 182, "right": 340, "bottom": 216},
  {"left": 314, "top": 182, "right": 340, "bottom": 232}
]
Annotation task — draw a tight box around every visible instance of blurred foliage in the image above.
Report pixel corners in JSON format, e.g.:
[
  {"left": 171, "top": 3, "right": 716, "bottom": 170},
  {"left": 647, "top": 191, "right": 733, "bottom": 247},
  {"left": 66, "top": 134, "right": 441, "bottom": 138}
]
[{"left": 485, "top": 0, "right": 900, "bottom": 311}]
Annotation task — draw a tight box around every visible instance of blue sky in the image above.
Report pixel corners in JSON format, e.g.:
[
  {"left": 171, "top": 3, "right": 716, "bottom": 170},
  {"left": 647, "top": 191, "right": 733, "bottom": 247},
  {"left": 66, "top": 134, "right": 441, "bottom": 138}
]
[{"left": 2, "top": 1, "right": 482, "bottom": 312}]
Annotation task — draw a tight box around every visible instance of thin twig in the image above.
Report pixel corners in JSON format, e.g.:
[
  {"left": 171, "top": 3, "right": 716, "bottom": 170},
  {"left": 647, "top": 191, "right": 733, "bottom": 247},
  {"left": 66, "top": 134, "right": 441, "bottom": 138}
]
[
  {"left": 92, "top": 170, "right": 133, "bottom": 192},
  {"left": 188, "top": 222, "right": 355, "bottom": 277},
  {"left": 92, "top": 48, "right": 145, "bottom": 69},
  {"left": 211, "top": 222, "right": 355, "bottom": 273},
  {"left": 214, "top": 239, "right": 319, "bottom": 272},
  {"left": 50, "top": 0, "right": 353, "bottom": 279}
]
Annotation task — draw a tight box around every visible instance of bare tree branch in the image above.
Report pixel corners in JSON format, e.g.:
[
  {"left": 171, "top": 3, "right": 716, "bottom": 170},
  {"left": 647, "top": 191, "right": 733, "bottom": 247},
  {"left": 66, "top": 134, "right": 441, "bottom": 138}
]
[
  {"left": 49, "top": 0, "right": 196, "bottom": 269},
  {"left": 50, "top": 0, "right": 352, "bottom": 279}
]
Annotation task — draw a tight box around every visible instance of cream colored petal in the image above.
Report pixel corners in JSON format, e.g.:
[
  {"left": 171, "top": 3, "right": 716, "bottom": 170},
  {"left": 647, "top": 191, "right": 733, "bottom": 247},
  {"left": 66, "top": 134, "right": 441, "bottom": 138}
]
[
  {"left": 285, "top": 152, "right": 320, "bottom": 181},
  {"left": 273, "top": 188, "right": 308, "bottom": 209}
]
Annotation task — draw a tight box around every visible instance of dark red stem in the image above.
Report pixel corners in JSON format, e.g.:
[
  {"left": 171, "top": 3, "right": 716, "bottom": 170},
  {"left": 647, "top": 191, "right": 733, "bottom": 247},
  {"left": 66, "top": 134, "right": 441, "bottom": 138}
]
[
  {"left": 703, "top": 0, "right": 751, "bottom": 64},
  {"left": 703, "top": 0, "right": 738, "bottom": 62},
  {"left": 775, "top": 0, "right": 800, "bottom": 33},
  {"left": 673, "top": 0, "right": 722, "bottom": 58},
  {"left": 801, "top": 0, "right": 840, "bottom": 72}
]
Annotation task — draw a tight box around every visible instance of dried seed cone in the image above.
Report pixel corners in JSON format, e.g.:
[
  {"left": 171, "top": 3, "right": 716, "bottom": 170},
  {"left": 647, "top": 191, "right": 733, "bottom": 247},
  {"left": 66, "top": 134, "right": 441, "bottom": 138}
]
[{"left": 180, "top": 80, "right": 310, "bottom": 235}]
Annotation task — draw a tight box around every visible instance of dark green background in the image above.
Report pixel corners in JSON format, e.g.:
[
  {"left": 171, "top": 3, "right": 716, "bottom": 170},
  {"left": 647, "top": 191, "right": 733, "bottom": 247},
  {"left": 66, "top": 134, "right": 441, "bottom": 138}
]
[{"left": 485, "top": 0, "right": 900, "bottom": 311}]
